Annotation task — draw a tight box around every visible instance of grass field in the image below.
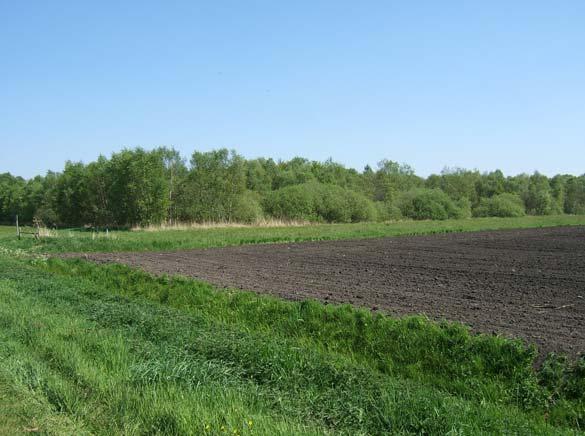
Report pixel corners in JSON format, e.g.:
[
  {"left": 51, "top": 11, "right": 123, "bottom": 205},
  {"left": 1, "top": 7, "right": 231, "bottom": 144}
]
[
  {"left": 0, "top": 254, "right": 584, "bottom": 435},
  {"left": 2, "top": 215, "right": 585, "bottom": 253},
  {"left": 1, "top": 216, "right": 584, "bottom": 434}
]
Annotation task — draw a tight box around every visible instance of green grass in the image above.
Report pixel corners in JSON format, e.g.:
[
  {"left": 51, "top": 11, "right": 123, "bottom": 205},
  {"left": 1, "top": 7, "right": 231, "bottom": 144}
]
[
  {"left": 0, "top": 372, "right": 86, "bottom": 435},
  {"left": 0, "top": 254, "right": 583, "bottom": 434},
  {"left": 0, "top": 225, "right": 16, "bottom": 235},
  {"left": 1, "top": 216, "right": 584, "bottom": 434},
  {"left": 1, "top": 215, "right": 585, "bottom": 253}
]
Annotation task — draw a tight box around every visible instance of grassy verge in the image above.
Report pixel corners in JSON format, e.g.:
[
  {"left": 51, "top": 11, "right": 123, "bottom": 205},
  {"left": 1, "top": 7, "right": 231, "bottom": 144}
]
[
  {"left": 0, "top": 254, "right": 583, "bottom": 434},
  {"left": 0, "top": 373, "right": 86, "bottom": 435},
  {"left": 1, "top": 215, "right": 585, "bottom": 253}
]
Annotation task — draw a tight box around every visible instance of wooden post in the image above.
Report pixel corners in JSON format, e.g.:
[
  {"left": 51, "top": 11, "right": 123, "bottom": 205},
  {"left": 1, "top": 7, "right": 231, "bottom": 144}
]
[
  {"left": 16, "top": 214, "right": 20, "bottom": 240},
  {"left": 34, "top": 218, "right": 40, "bottom": 240}
]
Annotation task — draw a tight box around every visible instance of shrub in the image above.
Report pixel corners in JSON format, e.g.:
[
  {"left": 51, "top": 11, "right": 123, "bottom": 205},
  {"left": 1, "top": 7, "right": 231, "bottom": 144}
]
[
  {"left": 398, "top": 189, "right": 466, "bottom": 220},
  {"left": 317, "top": 184, "right": 351, "bottom": 222},
  {"left": 263, "top": 182, "right": 376, "bottom": 223},
  {"left": 374, "top": 201, "right": 403, "bottom": 221},
  {"left": 454, "top": 198, "right": 472, "bottom": 219},
  {"left": 34, "top": 206, "right": 59, "bottom": 226},
  {"left": 473, "top": 193, "right": 526, "bottom": 218},
  {"left": 524, "top": 190, "right": 556, "bottom": 215},
  {"left": 262, "top": 183, "right": 318, "bottom": 221},
  {"left": 231, "top": 191, "right": 264, "bottom": 223},
  {"left": 346, "top": 190, "right": 378, "bottom": 222}
]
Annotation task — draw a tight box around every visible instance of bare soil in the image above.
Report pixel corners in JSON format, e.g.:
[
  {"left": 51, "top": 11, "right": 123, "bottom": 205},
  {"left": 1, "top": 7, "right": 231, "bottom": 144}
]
[{"left": 76, "top": 226, "right": 585, "bottom": 357}]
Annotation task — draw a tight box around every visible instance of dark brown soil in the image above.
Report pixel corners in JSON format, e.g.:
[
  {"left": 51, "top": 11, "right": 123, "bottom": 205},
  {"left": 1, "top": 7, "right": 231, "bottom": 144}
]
[{"left": 76, "top": 226, "right": 585, "bottom": 357}]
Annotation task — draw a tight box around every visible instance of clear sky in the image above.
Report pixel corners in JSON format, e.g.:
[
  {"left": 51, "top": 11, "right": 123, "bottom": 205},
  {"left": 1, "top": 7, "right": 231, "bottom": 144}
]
[{"left": 1, "top": 1, "right": 584, "bottom": 179}]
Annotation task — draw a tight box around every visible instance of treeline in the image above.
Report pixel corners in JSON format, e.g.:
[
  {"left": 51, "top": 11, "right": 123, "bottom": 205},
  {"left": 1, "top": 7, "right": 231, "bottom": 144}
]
[{"left": 1, "top": 147, "right": 584, "bottom": 226}]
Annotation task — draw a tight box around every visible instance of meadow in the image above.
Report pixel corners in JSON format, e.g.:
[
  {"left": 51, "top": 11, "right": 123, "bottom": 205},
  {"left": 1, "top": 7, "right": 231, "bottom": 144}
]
[
  {"left": 1, "top": 216, "right": 584, "bottom": 434},
  {"left": 2, "top": 215, "right": 585, "bottom": 253}
]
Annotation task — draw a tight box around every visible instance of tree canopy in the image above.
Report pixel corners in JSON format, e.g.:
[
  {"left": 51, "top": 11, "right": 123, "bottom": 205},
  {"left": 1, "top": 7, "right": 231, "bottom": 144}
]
[{"left": 1, "top": 147, "right": 583, "bottom": 226}]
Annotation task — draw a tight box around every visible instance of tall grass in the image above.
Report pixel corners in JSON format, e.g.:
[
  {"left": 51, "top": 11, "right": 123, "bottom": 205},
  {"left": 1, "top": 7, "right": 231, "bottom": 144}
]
[
  {"left": 0, "top": 254, "right": 583, "bottom": 434},
  {"left": 132, "top": 218, "right": 312, "bottom": 232}
]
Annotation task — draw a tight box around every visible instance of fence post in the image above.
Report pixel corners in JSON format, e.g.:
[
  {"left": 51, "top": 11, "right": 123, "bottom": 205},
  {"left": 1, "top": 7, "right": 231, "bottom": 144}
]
[
  {"left": 16, "top": 214, "right": 20, "bottom": 240},
  {"left": 34, "top": 218, "right": 40, "bottom": 240}
]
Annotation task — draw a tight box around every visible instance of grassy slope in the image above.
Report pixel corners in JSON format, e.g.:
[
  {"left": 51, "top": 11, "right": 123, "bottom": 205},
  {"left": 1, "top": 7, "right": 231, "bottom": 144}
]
[
  {"left": 0, "top": 254, "right": 583, "bottom": 435},
  {"left": 1, "top": 215, "right": 585, "bottom": 253}
]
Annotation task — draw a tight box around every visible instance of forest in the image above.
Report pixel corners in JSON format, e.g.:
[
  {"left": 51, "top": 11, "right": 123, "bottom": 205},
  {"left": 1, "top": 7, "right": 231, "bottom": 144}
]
[{"left": 1, "top": 147, "right": 584, "bottom": 226}]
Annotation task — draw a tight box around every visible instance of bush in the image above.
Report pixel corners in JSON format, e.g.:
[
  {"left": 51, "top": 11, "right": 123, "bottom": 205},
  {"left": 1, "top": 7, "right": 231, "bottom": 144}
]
[
  {"left": 34, "top": 206, "right": 59, "bottom": 226},
  {"left": 263, "top": 182, "right": 377, "bottom": 223},
  {"left": 317, "top": 184, "right": 351, "bottom": 222},
  {"left": 262, "top": 183, "right": 318, "bottom": 221},
  {"left": 346, "top": 190, "right": 378, "bottom": 222},
  {"left": 524, "top": 190, "right": 556, "bottom": 215},
  {"left": 374, "top": 201, "right": 403, "bottom": 221},
  {"left": 473, "top": 193, "right": 526, "bottom": 218},
  {"left": 231, "top": 191, "right": 264, "bottom": 223},
  {"left": 398, "top": 189, "right": 467, "bottom": 220},
  {"left": 454, "top": 198, "right": 472, "bottom": 219}
]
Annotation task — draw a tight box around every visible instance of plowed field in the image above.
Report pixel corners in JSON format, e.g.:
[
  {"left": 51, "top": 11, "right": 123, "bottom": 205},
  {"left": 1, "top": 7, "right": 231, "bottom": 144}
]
[{"left": 78, "top": 226, "right": 585, "bottom": 356}]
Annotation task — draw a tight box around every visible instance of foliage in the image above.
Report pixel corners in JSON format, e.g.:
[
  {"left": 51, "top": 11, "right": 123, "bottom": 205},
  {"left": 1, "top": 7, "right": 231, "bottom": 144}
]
[
  {"left": 523, "top": 172, "right": 559, "bottom": 216},
  {"left": 106, "top": 148, "right": 170, "bottom": 226},
  {"left": 231, "top": 190, "right": 265, "bottom": 223},
  {"left": 426, "top": 167, "right": 480, "bottom": 205},
  {"left": 1, "top": 147, "right": 584, "bottom": 226},
  {"left": 180, "top": 149, "right": 247, "bottom": 222},
  {"left": 565, "top": 175, "right": 585, "bottom": 214},
  {"left": 398, "top": 188, "right": 468, "bottom": 220},
  {"left": 374, "top": 201, "right": 403, "bottom": 221},
  {"left": 263, "top": 183, "right": 318, "bottom": 221},
  {"left": 475, "top": 170, "right": 506, "bottom": 199},
  {"left": 473, "top": 193, "right": 526, "bottom": 218},
  {"left": 372, "top": 159, "right": 422, "bottom": 203},
  {"left": 264, "top": 182, "right": 377, "bottom": 223}
]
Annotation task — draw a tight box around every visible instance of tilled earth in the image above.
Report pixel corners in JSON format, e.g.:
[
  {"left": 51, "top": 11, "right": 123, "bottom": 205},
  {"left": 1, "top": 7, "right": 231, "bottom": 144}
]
[{"left": 76, "top": 226, "right": 585, "bottom": 357}]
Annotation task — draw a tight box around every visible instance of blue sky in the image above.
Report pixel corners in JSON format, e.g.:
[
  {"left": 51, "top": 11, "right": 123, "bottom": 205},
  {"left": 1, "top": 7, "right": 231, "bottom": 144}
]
[{"left": 1, "top": 1, "right": 584, "bottom": 178}]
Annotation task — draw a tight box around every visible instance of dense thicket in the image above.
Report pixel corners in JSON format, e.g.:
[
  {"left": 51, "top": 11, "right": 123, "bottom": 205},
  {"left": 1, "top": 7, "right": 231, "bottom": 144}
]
[{"left": 0, "top": 147, "right": 584, "bottom": 226}]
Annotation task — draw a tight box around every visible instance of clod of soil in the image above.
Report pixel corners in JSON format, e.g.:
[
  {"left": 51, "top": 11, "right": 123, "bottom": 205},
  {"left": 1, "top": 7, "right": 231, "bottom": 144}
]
[{"left": 72, "top": 226, "right": 585, "bottom": 357}]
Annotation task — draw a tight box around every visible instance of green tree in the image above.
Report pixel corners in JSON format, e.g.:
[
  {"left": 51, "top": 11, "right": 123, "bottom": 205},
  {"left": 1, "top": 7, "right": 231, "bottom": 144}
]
[
  {"left": 473, "top": 193, "right": 526, "bottom": 217},
  {"left": 183, "top": 149, "right": 246, "bottom": 221},
  {"left": 157, "top": 147, "right": 188, "bottom": 224},
  {"left": 108, "top": 148, "right": 169, "bottom": 226},
  {"left": 245, "top": 158, "right": 273, "bottom": 193},
  {"left": 310, "top": 158, "right": 362, "bottom": 190},
  {"left": 19, "top": 174, "right": 59, "bottom": 225},
  {"left": 0, "top": 173, "right": 26, "bottom": 224},
  {"left": 84, "top": 156, "right": 114, "bottom": 226},
  {"left": 504, "top": 174, "right": 530, "bottom": 200},
  {"left": 523, "top": 172, "right": 556, "bottom": 215},
  {"left": 433, "top": 168, "right": 480, "bottom": 205},
  {"left": 373, "top": 160, "right": 421, "bottom": 203},
  {"left": 272, "top": 157, "right": 316, "bottom": 189},
  {"left": 564, "top": 175, "right": 585, "bottom": 214},
  {"left": 55, "top": 161, "right": 89, "bottom": 225},
  {"left": 550, "top": 175, "right": 570, "bottom": 213},
  {"left": 475, "top": 170, "right": 505, "bottom": 199}
]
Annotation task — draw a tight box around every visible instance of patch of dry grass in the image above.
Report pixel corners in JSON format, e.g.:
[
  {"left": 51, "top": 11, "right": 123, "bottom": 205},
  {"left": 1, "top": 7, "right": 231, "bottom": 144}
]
[
  {"left": 132, "top": 218, "right": 313, "bottom": 232},
  {"left": 38, "top": 227, "right": 58, "bottom": 238}
]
